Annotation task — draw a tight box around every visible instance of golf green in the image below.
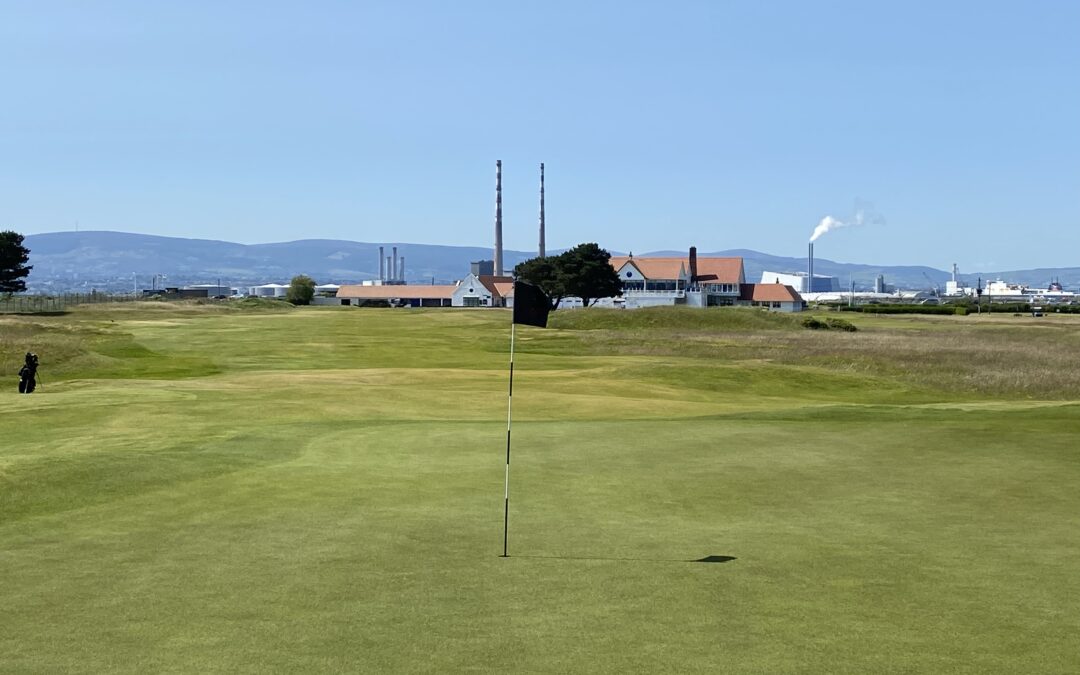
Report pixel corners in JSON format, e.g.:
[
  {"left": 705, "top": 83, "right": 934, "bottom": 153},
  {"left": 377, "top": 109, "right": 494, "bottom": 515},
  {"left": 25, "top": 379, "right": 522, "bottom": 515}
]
[{"left": 2, "top": 304, "right": 1078, "bottom": 672}]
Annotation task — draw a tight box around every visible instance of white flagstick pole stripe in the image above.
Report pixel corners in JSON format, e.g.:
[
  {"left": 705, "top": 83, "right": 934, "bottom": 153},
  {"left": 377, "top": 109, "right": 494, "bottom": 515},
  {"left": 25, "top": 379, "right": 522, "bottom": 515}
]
[{"left": 502, "top": 322, "right": 515, "bottom": 557}]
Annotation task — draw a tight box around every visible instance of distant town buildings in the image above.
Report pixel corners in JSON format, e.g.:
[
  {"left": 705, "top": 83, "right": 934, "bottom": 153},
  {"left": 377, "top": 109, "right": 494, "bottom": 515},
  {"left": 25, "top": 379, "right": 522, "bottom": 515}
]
[{"left": 328, "top": 247, "right": 805, "bottom": 311}]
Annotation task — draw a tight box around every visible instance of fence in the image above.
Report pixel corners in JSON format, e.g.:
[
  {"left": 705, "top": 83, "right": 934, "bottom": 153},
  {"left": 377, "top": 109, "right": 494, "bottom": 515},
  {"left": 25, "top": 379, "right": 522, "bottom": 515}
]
[{"left": 0, "top": 293, "right": 140, "bottom": 314}]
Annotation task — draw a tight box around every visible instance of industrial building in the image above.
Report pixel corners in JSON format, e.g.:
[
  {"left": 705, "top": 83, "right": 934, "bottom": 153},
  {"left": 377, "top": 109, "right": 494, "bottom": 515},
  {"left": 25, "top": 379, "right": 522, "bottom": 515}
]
[{"left": 758, "top": 271, "right": 840, "bottom": 294}]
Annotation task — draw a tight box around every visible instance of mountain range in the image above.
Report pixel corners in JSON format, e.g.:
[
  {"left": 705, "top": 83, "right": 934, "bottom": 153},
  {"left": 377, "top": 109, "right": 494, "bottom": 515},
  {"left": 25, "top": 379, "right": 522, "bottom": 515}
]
[{"left": 21, "top": 231, "right": 1080, "bottom": 294}]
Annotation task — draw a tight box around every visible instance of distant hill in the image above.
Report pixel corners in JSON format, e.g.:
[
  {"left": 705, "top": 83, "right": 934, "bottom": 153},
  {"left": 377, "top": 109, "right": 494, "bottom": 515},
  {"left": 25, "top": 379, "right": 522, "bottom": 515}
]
[
  {"left": 23, "top": 231, "right": 539, "bottom": 293},
  {"left": 21, "top": 231, "right": 1080, "bottom": 293}
]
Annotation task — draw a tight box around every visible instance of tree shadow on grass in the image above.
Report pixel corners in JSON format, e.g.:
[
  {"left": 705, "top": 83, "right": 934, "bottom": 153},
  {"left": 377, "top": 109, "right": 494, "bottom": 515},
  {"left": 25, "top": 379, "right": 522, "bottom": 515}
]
[{"left": 507, "top": 554, "right": 736, "bottom": 564}]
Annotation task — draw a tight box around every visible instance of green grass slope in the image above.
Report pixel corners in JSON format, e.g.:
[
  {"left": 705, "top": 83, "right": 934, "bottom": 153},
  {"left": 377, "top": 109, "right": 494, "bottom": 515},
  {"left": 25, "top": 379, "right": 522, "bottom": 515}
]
[{"left": 2, "top": 304, "right": 1079, "bottom": 672}]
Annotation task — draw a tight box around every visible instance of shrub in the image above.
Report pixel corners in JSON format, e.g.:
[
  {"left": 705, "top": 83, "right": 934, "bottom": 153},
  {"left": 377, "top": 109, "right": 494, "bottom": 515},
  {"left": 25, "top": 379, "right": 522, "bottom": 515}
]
[
  {"left": 286, "top": 275, "right": 316, "bottom": 305},
  {"left": 825, "top": 317, "right": 857, "bottom": 332},
  {"left": 802, "top": 316, "right": 858, "bottom": 331}
]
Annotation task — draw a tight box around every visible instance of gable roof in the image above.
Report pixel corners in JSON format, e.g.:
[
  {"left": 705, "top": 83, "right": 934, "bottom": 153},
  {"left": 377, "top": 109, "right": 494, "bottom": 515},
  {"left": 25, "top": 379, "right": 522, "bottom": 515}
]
[
  {"left": 693, "top": 258, "right": 743, "bottom": 284},
  {"left": 610, "top": 255, "right": 743, "bottom": 284},
  {"left": 492, "top": 281, "right": 514, "bottom": 298},
  {"left": 477, "top": 275, "right": 514, "bottom": 298},
  {"left": 609, "top": 257, "right": 687, "bottom": 280},
  {"left": 337, "top": 284, "right": 456, "bottom": 300},
  {"left": 739, "top": 283, "right": 803, "bottom": 302}
]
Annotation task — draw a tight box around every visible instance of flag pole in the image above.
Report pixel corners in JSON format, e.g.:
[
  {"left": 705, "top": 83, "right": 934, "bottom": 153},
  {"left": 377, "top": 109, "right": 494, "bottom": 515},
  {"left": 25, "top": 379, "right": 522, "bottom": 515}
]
[{"left": 502, "top": 321, "right": 516, "bottom": 557}]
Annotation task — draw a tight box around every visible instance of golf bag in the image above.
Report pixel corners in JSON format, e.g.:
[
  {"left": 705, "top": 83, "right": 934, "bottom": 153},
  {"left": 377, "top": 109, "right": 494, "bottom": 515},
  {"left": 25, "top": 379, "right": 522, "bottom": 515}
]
[{"left": 18, "top": 352, "right": 38, "bottom": 394}]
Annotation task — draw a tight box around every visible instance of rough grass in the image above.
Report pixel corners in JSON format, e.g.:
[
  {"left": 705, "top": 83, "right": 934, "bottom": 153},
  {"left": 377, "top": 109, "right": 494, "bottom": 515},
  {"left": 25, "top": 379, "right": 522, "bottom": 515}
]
[
  {"left": 550, "top": 305, "right": 805, "bottom": 331},
  {"left": 2, "top": 305, "right": 1079, "bottom": 672},
  {"left": 542, "top": 309, "right": 1080, "bottom": 399}
]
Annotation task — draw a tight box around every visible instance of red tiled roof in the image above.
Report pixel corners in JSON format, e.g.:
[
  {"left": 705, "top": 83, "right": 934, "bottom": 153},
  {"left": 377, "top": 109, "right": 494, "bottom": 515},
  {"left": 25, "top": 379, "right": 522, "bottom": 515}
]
[
  {"left": 693, "top": 258, "right": 743, "bottom": 284},
  {"left": 739, "top": 283, "right": 803, "bottom": 302},
  {"left": 492, "top": 282, "right": 514, "bottom": 298},
  {"left": 610, "top": 257, "right": 687, "bottom": 280},
  {"left": 337, "top": 284, "right": 456, "bottom": 299},
  {"left": 478, "top": 275, "right": 514, "bottom": 298},
  {"left": 610, "top": 255, "right": 743, "bottom": 284}
]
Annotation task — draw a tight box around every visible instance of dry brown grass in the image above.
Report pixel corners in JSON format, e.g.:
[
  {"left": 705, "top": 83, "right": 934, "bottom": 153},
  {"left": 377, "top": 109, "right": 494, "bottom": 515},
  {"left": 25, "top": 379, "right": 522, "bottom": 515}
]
[{"left": 561, "top": 316, "right": 1080, "bottom": 399}]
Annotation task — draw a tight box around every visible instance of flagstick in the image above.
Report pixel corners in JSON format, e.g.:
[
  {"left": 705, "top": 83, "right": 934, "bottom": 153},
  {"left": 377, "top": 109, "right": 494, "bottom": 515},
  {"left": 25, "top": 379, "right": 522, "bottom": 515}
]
[{"left": 502, "top": 321, "right": 516, "bottom": 557}]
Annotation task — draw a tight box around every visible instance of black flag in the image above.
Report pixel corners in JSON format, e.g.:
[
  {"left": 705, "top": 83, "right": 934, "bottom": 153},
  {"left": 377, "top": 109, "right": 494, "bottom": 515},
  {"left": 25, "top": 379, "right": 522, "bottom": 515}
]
[{"left": 512, "top": 281, "right": 550, "bottom": 328}]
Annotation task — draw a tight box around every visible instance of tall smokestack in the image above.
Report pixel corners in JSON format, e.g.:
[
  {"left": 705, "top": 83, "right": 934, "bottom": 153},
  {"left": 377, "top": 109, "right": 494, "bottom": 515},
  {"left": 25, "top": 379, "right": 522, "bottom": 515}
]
[
  {"left": 808, "top": 242, "right": 814, "bottom": 294},
  {"left": 392, "top": 246, "right": 398, "bottom": 282},
  {"left": 379, "top": 246, "right": 385, "bottom": 282},
  {"left": 689, "top": 246, "right": 698, "bottom": 284},
  {"left": 538, "top": 162, "right": 546, "bottom": 258},
  {"left": 399, "top": 257, "right": 405, "bottom": 282},
  {"left": 494, "top": 160, "right": 503, "bottom": 276}
]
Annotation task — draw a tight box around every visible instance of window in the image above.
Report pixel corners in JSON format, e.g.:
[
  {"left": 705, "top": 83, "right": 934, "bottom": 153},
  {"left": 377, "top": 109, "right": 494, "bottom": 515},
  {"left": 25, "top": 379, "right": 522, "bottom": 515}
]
[{"left": 646, "top": 280, "right": 678, "bottom": 291}]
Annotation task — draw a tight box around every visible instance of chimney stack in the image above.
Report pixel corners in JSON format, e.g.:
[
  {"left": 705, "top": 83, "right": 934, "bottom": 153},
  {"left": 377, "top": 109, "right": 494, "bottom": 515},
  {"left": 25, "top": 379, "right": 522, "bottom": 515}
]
[
  {"left": 807, "top": 242, "right": 814, "bottom": 294},
  {"left": 392, "top": 246, "right": 398, "bottom": 282},
  {"left": 399, "top": 256, "right": 405, "bottom": 282},
  {"left": 494, "top": 160, "right": 503, "bottom": 276},
  {"left": 538, "top": 162, "right": 546, "bottom": 258},
  {"left": 689, "top": 246, "right": 698, "bottom": 284},
  {"left": 379, "top": 246, "right": 385, "bottom": 282}
]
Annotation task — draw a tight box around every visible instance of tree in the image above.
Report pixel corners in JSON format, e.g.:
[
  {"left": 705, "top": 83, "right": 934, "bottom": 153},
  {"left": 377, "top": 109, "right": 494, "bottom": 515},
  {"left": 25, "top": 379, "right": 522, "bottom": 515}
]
[
  {"left": 286, "top": 275, "right": 316, "bottom": 305},
  {"left": 513, "top": 255, "right": 567, "bottom": 310},
  {"left": 514, "top": 243, "right": 622, "bottom": 309},
  {"left": 0, "top": 231, "right": 32, "bottom": 295},
  {"left": 560, "top": 243, "right": 623, "bottom": 307}
]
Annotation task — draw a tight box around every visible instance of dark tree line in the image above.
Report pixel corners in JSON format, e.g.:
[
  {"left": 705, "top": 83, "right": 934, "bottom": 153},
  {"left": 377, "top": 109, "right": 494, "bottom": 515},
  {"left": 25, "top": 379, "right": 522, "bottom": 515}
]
[
  {"left": 514, "top": 242, "right": 623, "bottom": 309},
  {"left": 0, "top": 231, "right": 32, "bottom": 295}
]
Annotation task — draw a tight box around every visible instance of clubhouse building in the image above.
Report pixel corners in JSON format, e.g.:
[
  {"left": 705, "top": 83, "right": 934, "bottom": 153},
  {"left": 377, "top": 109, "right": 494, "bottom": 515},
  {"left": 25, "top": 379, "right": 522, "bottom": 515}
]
[{"left": 331, "top": 247, "right": 804, "bottom": 312}]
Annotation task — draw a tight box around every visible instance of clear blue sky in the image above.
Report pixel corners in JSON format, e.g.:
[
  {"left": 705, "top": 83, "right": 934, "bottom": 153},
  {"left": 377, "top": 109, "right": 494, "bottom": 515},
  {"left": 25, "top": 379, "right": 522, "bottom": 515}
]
[{"left": 2, "top": 1, "right": 1077, "bottom": 271}]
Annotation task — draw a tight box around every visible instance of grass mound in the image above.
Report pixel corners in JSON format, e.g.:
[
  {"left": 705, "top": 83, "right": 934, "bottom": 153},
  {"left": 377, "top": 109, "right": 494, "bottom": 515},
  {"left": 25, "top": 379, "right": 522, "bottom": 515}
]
[{"left": 549, "top": 305, "right": 803, "bottom": 331}]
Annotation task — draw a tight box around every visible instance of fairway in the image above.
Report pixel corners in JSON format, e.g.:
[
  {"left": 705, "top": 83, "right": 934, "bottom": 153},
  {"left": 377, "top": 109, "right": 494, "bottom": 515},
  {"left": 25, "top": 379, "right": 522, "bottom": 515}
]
[{"left": 2, "top": 304, "right": 1079, "bottom": 672}]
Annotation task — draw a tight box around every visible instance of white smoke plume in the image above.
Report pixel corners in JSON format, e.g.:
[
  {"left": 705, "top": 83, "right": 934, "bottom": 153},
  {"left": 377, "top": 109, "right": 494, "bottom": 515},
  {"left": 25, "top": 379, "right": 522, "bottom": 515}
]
[{"left": 809, "top": 202, "right": 885, "bottom": 242}]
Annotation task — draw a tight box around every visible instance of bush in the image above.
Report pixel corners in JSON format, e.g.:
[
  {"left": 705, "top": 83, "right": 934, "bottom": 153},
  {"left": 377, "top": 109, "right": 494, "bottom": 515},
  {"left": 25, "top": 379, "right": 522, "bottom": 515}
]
[
  {"left": 826, "top": 317, "right": 857, "bottom": 331},
  {"left": 802, "top": 316, "right": 857, "bottom": 331},
  {"left": 286, "top": 275, "right": 316, "bottom": 305},
  {"left": 842, "top": 304, "right": 961, "bottom": 315}
]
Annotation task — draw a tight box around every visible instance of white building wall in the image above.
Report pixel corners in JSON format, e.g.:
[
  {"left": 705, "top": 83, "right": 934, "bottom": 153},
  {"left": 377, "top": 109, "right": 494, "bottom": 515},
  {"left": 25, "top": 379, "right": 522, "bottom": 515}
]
[
  {"left": 615, "top": 262, "right": 647, "bottom": 283},
  {"left": 622, "top": 292, "right": 682, "bottom": 309},
  {"left": 249, "top": 284, "right": 288, "bottom": 297},
  {"left": 760, "top": 271, "right": 839, "bottom": 293},
  {"left": 451, "top": 273, "right": 493, "bottom": 307}
]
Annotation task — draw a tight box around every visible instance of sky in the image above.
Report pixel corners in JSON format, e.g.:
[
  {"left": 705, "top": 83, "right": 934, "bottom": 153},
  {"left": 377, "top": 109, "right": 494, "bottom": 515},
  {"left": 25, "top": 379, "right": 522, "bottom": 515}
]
[{"left": 1, "top": 1, "right": 1077, "bottom": 272}]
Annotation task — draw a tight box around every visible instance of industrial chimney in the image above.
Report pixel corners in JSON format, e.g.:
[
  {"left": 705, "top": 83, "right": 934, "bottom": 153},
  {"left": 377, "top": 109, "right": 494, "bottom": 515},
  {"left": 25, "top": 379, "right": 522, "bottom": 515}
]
[
  {"left": 688, "top": 246, "right": 698, "bottom": 285},
  {"left": 538, "top": 162, "right": 546, "bottom": 258},
  {"left": 399, "top": 256, "right": 405, "bottom": 283},
  {"left": 392, "top": 246, "right": 398, "bottom": 282},
  {"left": 379, "top": 246, "right": 385, "bottom": 282},
  {"left": 807, "top": 242, "right": 814, "bottom": 294},
  {"left": 494, "top": 160, "right": 503, "bottom": 276}
]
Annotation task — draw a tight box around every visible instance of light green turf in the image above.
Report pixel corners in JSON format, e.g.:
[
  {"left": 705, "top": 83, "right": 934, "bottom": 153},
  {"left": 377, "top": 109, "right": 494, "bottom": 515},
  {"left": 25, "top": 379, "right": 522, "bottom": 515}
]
[{"left": 2, "top": 304, "right": 1079, "bottom": 673}]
